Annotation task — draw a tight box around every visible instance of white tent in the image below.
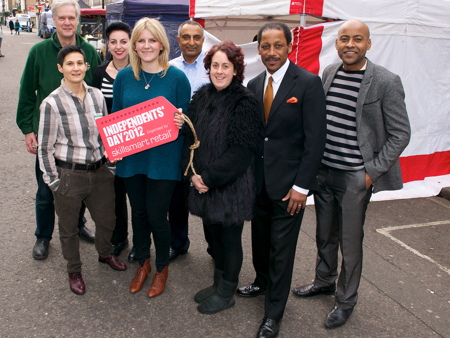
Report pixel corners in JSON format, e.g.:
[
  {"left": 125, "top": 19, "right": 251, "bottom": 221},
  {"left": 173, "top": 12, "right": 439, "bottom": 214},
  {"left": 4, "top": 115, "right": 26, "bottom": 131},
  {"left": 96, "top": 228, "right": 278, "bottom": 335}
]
[{"left": 194, "top": 0, "right": 450, "bottom": 201}]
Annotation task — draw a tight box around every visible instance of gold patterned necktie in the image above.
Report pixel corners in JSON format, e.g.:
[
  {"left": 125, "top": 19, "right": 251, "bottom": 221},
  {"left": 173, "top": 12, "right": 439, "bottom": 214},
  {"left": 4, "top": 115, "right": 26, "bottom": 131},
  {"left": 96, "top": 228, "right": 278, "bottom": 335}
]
[{"left": 264, "top": 76, "right": 274, "bottom": 124}]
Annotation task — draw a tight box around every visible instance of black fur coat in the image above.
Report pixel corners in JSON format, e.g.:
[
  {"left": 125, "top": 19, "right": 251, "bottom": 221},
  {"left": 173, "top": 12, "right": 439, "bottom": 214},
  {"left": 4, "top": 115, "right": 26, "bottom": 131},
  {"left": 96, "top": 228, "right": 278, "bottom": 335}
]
[{"left": 182, "top": 79, "right": 262, "bottom": 226}]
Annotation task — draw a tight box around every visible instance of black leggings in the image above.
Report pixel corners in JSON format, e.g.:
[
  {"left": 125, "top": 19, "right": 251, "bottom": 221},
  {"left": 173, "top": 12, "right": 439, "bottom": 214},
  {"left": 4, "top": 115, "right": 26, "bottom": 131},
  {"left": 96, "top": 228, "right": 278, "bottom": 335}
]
[
  {"left": 110, "top": 175, "right": 128, "bottom": 245},
  {"left": 123, "top": 174, "right": 176, "bottom": 272},
  {"left": 206, "top": 223, "right": 244, "bottom": 283}
]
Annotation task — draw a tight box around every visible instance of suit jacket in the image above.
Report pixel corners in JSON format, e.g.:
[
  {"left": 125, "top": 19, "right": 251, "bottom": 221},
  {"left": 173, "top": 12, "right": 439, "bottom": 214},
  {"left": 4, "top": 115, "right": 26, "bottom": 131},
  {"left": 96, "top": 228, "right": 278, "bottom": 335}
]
[
  {"left": 322, "top": 59, "right": 411, "bottom": 193},
  {"left": 248, "top": 61, "right": 327, "bottom": 200}
]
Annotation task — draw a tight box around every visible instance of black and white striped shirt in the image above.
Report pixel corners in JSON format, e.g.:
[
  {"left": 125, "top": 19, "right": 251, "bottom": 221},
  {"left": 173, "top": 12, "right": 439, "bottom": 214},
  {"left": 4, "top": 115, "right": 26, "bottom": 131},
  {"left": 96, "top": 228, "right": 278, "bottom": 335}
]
[
  {"left": 99, "top": 71, "right": 114, "bottom": 113},
  {"left": 322, "top": 68, "right": 365, "bottom": 170}
]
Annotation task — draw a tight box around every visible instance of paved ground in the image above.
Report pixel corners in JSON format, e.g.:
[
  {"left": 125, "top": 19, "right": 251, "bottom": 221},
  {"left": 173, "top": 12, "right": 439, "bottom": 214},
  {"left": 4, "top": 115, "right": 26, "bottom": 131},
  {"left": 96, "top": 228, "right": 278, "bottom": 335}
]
[{"left": 1, "top": 30, "right": 449, "bottom": 338}]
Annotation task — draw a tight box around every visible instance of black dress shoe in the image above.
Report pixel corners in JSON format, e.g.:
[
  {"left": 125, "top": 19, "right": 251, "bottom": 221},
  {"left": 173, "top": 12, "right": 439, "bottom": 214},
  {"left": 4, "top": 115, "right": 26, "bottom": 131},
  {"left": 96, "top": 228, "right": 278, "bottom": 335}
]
[
  {"left": 292, "top": 283, "right": 336, "bottom": 297},
  {"left": 112, "top": 239, "right": 129, "bottom": 256},
  {"left": 32, "top": 239, "right": 49, "bottom": 260},
  {"left": 236, "top": 283, "right": 266, "bottom": 297},
  {"left": 78, "top": 225, "right": 95, "bottom": 243},
  {"left": 324, "top": 306, "right": 353, "bottom": 329},
  {"left": 168, "top": 247, "right": 187, "bottom": 263},
  {"left": 128, "top": 247, "right": 137, "bottom": 262},
  {"left": 257, "top": 317, "right": 280, "bottom": 338}
]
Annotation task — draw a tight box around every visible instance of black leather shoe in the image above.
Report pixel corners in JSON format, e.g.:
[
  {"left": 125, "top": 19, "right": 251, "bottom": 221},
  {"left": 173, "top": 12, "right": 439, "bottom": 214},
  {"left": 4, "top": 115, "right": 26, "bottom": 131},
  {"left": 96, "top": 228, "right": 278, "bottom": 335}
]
[
  {"left": 32, "top": 239, "right": 49, "bottom": 260},
  {"left": 257, "top": 317, "right": 280, "bottom": 338},
  {"left": 128, "top": 247, "right": 137, "bottom": 262},
  {"left": 324, "top": 306, "right": 353, "bottom": 329},
  {"left": 168, "top": 247, "right": 187, "bottom": 263},
  {"left": 236, "top": 283, "right": 266, "bottom": 297},
  {"left": 292, "top": 283, "right": 336, "bottom": 297},
  {"left": 112, "top": 239, "right": 129, "bottom": 257},
  {"left": 78, "top": 225, "right": 95, "bottom": 243}
]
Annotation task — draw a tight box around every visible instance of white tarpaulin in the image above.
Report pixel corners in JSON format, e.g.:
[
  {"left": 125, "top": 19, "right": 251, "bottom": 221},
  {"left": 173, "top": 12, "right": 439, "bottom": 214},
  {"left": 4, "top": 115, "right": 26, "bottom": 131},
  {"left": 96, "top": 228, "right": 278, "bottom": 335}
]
[
  {"left": 191, "top": 0, "right": 450, "bottom": 29},
  {"left": 196, "top": 0, "right": 450, "bottom": 200}
]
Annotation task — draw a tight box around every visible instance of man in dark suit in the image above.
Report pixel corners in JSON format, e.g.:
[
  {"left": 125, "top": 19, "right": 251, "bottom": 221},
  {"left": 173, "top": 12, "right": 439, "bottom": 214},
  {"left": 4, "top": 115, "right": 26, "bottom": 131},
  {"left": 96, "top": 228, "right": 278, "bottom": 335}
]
[
  {"left": 292, "top": 19, "right": 411, "bottom": 329},
  {"left": 237, "top": 22, "right": 327, "bottom": 338}
]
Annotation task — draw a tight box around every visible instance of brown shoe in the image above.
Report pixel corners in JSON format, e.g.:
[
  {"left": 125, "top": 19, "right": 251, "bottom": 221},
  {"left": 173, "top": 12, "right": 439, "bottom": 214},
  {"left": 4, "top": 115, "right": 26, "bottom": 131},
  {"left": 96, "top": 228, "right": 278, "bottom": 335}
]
[
  {"left": 129, "top": 259, "right": 151, "bottom": 293},
  {"left": 147, "top": 266, "right": 168, "bottom": 298},
  {"left": 99, "top": 255, "right": 127, "bottom": 271},
  {"left": 68, "top": 272, "right": 85, "bottom": 295}
]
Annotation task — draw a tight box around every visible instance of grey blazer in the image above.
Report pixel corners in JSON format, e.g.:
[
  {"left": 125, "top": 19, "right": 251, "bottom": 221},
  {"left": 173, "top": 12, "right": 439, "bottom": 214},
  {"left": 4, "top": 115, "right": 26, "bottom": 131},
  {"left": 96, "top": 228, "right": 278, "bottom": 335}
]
[{"left": 322, "top": 59, "right": 411, "bottom": 193}]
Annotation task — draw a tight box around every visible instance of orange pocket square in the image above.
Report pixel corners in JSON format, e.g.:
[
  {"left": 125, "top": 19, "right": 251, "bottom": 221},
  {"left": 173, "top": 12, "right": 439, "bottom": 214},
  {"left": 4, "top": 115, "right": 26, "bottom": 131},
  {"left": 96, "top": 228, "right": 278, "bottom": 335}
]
[{"left": 286, "top": 97, "right": 298, "bottom": 103}]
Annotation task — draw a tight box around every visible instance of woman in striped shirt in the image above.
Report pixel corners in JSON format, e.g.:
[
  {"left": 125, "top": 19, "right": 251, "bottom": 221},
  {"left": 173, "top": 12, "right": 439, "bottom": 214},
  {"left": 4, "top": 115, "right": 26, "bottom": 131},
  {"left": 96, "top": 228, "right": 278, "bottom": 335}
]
[{"left": 93, "top": 21, "right": 133, "bottom": 261}]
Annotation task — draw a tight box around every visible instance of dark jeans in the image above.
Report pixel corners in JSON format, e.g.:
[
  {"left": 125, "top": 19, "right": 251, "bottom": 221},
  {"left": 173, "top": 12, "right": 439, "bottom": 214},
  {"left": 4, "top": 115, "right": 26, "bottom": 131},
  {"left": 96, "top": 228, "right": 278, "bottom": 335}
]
[
  {"left": 168, "top": 181, "right": 190, "bottom": 252},
  {"left": 123, "top": 175, "right": 176, "bottom": 272},
  {"left": 169, "top": 180, "right": 215, "bottom": 254},
  {"left": 207, "top": 223, "right": 244, "bottom": 283},
  {"left": 35, "top": 156, "right": 86, "bottom": 241},
  {"left": 110, "top": 175, "right": 128, "bottom": 245}
]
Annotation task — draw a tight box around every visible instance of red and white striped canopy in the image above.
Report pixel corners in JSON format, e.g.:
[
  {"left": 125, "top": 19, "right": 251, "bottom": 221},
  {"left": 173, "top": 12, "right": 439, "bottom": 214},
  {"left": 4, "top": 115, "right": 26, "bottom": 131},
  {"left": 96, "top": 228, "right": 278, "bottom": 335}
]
[
  {"left": 197, "top": 0, "right": 450, "bottom": 200},
  {"left": 190, "top": 0, "right": 450, "bottom": 29}
]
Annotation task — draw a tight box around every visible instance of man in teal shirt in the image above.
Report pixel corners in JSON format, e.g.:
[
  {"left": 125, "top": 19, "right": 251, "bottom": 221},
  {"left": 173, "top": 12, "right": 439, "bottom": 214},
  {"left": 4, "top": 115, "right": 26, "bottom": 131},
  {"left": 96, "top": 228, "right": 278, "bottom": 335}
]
[{"left": 16, "top": 0, "right": 101, "bottom": 260}]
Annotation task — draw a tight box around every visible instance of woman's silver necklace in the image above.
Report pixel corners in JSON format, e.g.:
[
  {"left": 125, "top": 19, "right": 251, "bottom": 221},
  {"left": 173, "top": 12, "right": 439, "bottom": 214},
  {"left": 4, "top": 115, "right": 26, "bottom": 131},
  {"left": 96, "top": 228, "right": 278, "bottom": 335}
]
[{"left": 142, "top": 70, "right": 156, "bottom": 90}]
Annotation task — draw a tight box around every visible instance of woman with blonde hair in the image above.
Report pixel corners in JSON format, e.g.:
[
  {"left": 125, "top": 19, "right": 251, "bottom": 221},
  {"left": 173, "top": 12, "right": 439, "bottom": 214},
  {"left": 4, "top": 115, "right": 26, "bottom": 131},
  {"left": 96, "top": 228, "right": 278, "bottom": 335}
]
[{"left": 112, "top": 17, "right": 191, "bottom": 297}]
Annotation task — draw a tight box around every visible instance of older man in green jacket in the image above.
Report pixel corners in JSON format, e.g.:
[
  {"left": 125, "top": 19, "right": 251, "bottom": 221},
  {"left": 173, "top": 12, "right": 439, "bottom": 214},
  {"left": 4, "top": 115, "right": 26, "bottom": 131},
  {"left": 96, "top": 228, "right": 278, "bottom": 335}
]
[{"left": 16, "top": 0, "right": 101, "bottom": 260}]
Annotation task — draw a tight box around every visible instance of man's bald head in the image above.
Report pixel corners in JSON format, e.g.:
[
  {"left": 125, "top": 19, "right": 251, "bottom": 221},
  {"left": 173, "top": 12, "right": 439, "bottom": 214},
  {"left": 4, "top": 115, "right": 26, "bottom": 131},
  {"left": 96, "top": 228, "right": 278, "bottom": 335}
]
[
  {"left": 338, "top": 19, "right": 370, "bottom": 39},
  {"left": 335, "top": 19, "right": 371, "bottom": 71}
]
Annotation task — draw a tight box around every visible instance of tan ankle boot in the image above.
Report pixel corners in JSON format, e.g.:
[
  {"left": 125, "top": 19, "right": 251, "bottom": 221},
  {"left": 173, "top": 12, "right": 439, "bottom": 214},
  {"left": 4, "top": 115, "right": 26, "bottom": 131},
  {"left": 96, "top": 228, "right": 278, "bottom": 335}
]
[
  {"left": 147, "top": 266, "right": 168, "bottom": 297},
  {"left": 130, "top": 259, "right": 151, "bottom": 293}
]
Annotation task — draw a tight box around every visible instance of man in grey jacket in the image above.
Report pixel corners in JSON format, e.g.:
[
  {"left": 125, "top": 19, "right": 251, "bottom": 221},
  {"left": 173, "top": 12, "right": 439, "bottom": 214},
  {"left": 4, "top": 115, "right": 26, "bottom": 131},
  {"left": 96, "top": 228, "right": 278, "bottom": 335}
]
[{"left": 292, "top": 19, "right": 411, "bottom": 329}]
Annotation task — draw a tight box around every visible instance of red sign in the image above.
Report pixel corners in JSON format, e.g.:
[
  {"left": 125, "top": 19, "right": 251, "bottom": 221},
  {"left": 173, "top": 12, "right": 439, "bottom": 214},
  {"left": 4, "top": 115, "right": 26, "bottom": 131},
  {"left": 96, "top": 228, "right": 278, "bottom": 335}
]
[{"left": 95, "top": 96, "right": 179, "bottom": 161}]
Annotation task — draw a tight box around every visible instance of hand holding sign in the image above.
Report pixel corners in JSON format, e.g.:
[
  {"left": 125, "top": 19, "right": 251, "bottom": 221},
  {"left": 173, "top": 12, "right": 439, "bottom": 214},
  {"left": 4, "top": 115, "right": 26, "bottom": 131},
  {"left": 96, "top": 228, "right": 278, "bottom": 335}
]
[
  {"left": 174, "top": 108, "right": 185, "bottom": 129},
  {"left": 96, "top": 97, "right": 179, "bottom": 162}
]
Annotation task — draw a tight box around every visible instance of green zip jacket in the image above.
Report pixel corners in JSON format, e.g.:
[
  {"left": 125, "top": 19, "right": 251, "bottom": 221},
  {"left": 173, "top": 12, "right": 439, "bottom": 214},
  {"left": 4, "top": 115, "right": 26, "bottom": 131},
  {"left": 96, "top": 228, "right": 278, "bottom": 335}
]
[{"left": 16, "top": 32, "right": 101, "bottom": 135}]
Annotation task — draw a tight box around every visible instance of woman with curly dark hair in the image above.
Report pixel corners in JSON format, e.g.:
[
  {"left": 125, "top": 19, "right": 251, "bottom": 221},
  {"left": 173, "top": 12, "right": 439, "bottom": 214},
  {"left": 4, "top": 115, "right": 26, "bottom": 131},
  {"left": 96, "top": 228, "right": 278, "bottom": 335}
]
[{"left": 182, "top": 41, "right": 262, "bottom": 314}]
